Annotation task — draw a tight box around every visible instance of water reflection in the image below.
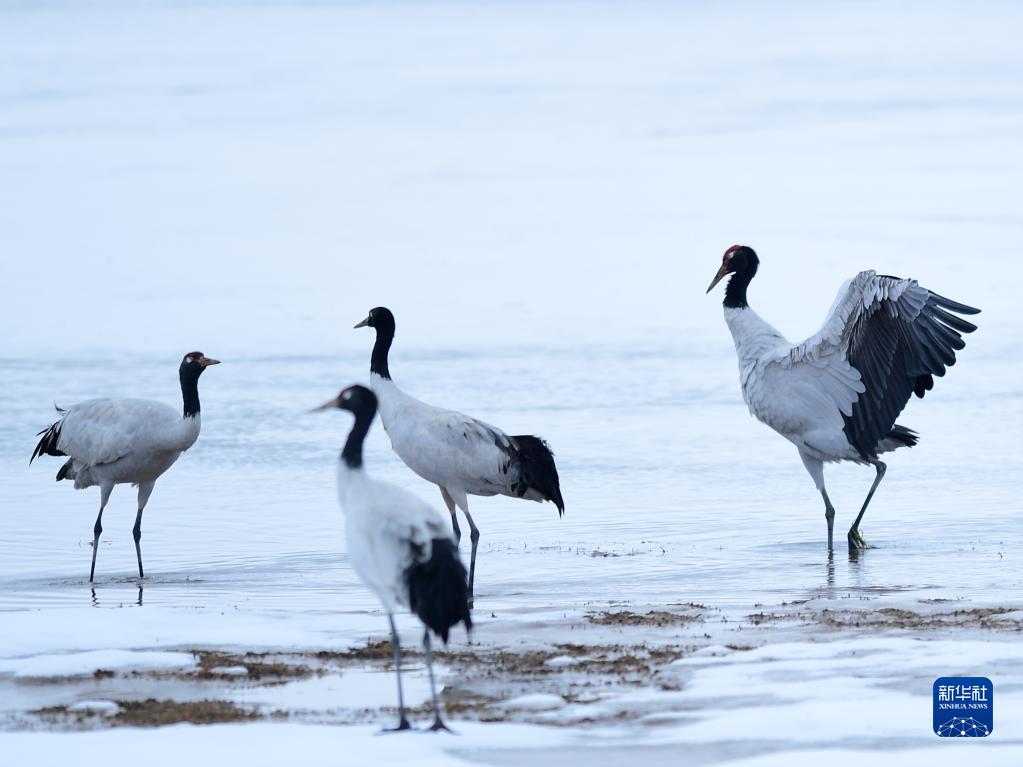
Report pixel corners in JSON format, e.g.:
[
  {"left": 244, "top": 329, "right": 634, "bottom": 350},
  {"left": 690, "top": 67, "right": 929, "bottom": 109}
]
[{"left": 90, "top": 585, "right": 144, "bottom": 608}]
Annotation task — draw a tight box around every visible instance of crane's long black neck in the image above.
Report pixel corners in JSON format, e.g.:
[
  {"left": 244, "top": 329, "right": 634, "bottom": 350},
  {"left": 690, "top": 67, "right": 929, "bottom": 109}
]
[
  {"left": 370, "top": 319, "right": 394, "bottom": 380},
  {"left": 180, "top": 369, "right": 201, "bottom": 418},
  {"left": 724, "top": 252, "right": 758, "bottom": 309},
  {"left": 341, "top": 403, "right": 376, "bottom": 469}
]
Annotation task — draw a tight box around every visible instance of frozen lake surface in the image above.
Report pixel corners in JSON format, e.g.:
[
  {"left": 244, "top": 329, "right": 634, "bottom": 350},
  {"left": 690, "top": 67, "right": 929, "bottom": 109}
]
[{"left": 1, "top": 1, "right": 1021, "bottom": 764}]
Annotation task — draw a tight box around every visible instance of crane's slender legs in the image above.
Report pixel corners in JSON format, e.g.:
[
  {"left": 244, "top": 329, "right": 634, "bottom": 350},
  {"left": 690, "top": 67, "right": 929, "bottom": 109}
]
[
  {"left": 461, "top": 508, "right": 480, "bottom": 610},
  {"left": 383, "top": 614, "right": 412, "bottom": 732},
  {"left": 133, "top": 482, "right": 155, "bottom": 579},
  {"left": 820, "top": 488, "right": 836, "bottom": 552},
  {"left": 440, "top": 487, "right": 479, "bottom": 608},
  {"left": 799, "top": 451, "right": 834, "bottom": 553},
  {"left": 89, "top": 484, "right": 114, "bottom": 583},
  {"left": 439, "top": 487, "right": 461, "bottom": 543},
  {"left": 848, "top": 460, "right": 886, "bottom": 551},
  {"left": 423, "top": 630, "right": 451, "bottom": 732}
]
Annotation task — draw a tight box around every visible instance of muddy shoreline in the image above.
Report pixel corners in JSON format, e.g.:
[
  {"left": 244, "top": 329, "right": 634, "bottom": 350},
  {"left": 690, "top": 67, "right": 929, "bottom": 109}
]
[{"left": 7, "top": 600, "right": 1021, "bottom": 732}]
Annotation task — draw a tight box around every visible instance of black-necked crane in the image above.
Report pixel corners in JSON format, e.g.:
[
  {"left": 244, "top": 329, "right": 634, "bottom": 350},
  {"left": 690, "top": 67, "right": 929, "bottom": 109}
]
[
  {"left": 354, "top": 307, "right": 565, "bottom": 605},
  {"left": 30, "top": 352, "right": 220, "bottom": 581},
  {"left": 314, "top": 384, "right": 471, "bottom": 732},
  {"left": 706, "top": 245, "right": 979, "bottom": 552}
]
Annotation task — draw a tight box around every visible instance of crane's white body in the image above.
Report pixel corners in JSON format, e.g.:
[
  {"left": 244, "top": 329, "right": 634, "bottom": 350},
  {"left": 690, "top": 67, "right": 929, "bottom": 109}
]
[
  {"left": 33, "top": 351, "right": 218, "bottom": 580},
  {"left": 336, "top": 460, "right": 453, "bottom": 614},
  {"left": 325, "top": 382, "right": 469, "bottom": 731},
  {"left": 725, "top": 303, "right": 864, "bottom": 467},
  {"left": 53, "top": 398, "right": 202, "bottom": 489},
  {"left": 714, "top": 252, "right": 978, "bottom": 550},
  {"left": 370, "top": 373, "right": 541, "bottom": 509},
  {"left": 724, "top": 271, "right": 927, "bottom": 485}
]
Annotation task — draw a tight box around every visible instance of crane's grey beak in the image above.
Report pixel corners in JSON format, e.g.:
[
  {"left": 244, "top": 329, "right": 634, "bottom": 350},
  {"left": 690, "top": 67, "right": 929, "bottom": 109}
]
[
  {"left": 353, "top": 317, "right": 370, "bottom": 329},
  {"left": 200, "top": 357, "right": 221, "bottom": 367},
  {"left": 706, "top": 263, "right": 729, "bottom": 294},
  {"left": 310, "top": 396, "right": 340, "bottom": 413}
]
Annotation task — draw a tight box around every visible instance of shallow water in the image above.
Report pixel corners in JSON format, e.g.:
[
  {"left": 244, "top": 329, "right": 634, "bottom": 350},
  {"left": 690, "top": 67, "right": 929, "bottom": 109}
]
[{"left": 2, "top": 336, "right": 1018, "bottom": 616}]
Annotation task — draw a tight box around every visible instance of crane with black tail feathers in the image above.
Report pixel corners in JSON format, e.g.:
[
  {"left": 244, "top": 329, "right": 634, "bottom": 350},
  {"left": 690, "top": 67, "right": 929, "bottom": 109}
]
[
  {"left": 314, "top": 384, "right": 471, "bottom": 732},
  {"left": 30, "top": 352, "right": 220, "bottom": 581},
  {"left": 706, "top": 245, "right": 979, "bottom": 553},
  {"left": 355, "top": 306, "right": 564, "bottom": 606}
]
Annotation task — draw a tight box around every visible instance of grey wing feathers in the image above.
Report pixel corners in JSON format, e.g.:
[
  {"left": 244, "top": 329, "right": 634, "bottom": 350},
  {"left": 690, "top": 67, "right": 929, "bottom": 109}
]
[
  {"left": 30, "top": 399, "right": 179, "bottom": 469},
  {"left": 812, "top": 272, "right": 979, "bottom": 458}
]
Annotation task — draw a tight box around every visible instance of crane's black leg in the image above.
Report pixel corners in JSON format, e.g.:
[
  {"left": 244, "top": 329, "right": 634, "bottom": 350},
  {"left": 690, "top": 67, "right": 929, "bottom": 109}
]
[
  {"left": 848, "top": 461, "right": 886, "bottom": 551},
  {"left": 440, "top": 487, "right": 461, "bottom": 543},
  {"left": 462, "top": 508, "right": 480, "bottom": 610},
  {"left": 820, "top": 488, "right": 836, "bottom": 553},
  {"left": 89, "top": 485, "right": 113, "bottom": 583},
  {"left": 133, "top": 482, "right": 155, "bottom": 580},
  {"left": 381, "top": 614, "right": 412, "bottom": 732},
  {"left": 423, "top": 630, "right": 452, "bottom": 733}
]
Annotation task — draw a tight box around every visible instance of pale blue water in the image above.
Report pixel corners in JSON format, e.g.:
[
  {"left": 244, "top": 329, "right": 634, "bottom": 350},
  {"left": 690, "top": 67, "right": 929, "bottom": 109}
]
[
  {"left": 0, "top": 0, "right": 1020, "bottom": 620},
  {"left": 1, "top": 336, "right": 1019, "bottom": 616}
]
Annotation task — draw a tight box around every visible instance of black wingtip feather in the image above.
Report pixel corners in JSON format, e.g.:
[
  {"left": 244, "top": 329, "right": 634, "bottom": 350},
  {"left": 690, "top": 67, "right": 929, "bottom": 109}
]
[
  {"left": 842, "top": 282, "right": 979, "bottom": 459},
  {"left": 512, "top": 435, "right": 565, "bottom": 515},
  {"left": 930, "top": 305, "right": 978, "bottom": 335},
  {"left": 55, "top": 459, "right": 74, "bottom": 482},
  {"left": 930, "top": 292, "right": 981, "bottom": 316},
  {"left": 406, "top": 538, "right": 471, "bottom": 644}
]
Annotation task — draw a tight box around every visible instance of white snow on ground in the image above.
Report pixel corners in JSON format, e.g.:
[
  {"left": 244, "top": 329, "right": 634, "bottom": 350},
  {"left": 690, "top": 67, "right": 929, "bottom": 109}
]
[
  {"left": 0, "top": 650, "right": 196, "bottom": 679},
  {"left": 66, "top": 701, "right": 120, "bottom": 716},
  {"left": 0, "top": 603, "right": 385, "bottom": 659},
  {"left": 725, "top": 749, "right": 1023, "bottom": 767},
  {"left": 206, "top": 665, "right": 248, "bottom": 676},
  {"left": 501, "top": 693, "right": 566, "bottom": 712},
  {"left": 0, "top": 723, "right": 574, "bottom": 767},
  {"left": 232, "top": 668, "right": 433, "bottom": 713}
]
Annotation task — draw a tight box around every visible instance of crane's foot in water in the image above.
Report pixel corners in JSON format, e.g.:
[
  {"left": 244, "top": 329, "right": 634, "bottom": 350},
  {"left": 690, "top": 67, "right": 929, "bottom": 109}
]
[{"left": 847, "top": 528, "right": 869, "bottom": 552}]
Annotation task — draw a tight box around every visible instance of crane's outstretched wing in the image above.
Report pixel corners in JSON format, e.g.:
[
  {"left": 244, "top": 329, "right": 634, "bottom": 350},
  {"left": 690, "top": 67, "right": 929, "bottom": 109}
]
[
  {"left": 31, "top": 399, "right": 178, "bottom": 468},
  {"left": 785, "top": 271, "right": 979, "bottom": 458}
]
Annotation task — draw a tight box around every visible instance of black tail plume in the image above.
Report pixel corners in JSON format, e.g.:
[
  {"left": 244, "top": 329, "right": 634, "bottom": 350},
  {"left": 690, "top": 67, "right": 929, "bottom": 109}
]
[
  {"left": 406, "top": 538, "right": 471, "bottom": 644},
  {"left": 31, "top": 417, "right": 66, "bottom": 464},
  {"left": 887, "top": 424, "right": 919, "bottom": 449},
  {"left": 512, "top": 435, "right": 565, "bottom": 515}
]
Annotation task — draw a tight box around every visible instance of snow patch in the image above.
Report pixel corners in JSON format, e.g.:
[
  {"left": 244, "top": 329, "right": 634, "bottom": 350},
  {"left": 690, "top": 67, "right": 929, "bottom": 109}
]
[
  {"left": 502, "top": 693, "right": 565, "bottom": 711},
  {"left": 0, "top": 650, "right": 197, "bottom": 679}
]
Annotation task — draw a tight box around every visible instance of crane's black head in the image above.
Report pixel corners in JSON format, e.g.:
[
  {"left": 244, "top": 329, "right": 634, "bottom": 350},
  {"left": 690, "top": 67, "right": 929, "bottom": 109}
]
[
  {"left": 312, "top": 384, "right": 378, "bottom": 419},
  {"left": 312, "top": 384, "right": 378, "bottom": 468},
  {"left": 179, "top": 352, "right": 220, "bottom": 417},
  {"left": 706, "top": 245, "right": 759, "bottom": 308},
  {"left": 179, "top": 351, "right": 221, "bottom": 380},
  {"left": 353, "top": 306, "right": 395, "bottom": 333},
  {"left": 354, "top": 307, "right": 395, "bottom": 379}
]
